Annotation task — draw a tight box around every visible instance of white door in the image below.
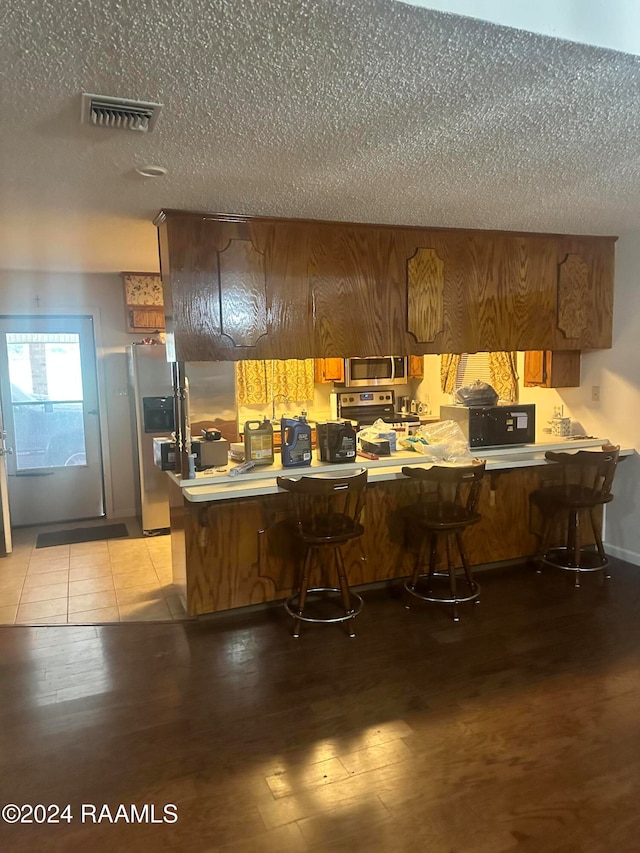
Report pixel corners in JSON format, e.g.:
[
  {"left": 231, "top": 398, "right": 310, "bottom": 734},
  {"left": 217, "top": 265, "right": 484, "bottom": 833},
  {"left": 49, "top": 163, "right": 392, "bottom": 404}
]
[
  {"left": 0, "top": 397, "right": 12, "bottom": 553},
  {"left": 0, "top": 316, "right": 104, "bottom": 526}
]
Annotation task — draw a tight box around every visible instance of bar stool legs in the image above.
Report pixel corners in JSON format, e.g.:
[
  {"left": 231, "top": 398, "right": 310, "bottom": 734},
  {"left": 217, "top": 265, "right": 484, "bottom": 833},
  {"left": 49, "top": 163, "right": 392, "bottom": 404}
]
[
  {"left": 536, "top": 509, "right": 611, "bottom": 588},
  {"left": 284, "top": 545, "right": 363, "bottom": 639},
  {"left": 403, "top": 531, "right": 480, "bottom": 623}
]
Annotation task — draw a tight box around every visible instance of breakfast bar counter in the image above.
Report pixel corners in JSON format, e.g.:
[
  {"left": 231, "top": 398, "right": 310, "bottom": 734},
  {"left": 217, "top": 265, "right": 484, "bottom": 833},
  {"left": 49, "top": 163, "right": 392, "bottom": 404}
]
[
  {"left": 169, "top": 438, "right": 620, "bottom": 501},
  {"left": 166, "top": 440, "right": 634, "bottom": 616}
]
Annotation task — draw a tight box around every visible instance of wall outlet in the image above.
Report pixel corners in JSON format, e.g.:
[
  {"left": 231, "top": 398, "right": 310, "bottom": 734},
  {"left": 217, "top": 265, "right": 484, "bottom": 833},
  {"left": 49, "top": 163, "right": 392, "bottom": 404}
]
[{"left": 591, "top": 385, "right": 600, "bottom": 402}]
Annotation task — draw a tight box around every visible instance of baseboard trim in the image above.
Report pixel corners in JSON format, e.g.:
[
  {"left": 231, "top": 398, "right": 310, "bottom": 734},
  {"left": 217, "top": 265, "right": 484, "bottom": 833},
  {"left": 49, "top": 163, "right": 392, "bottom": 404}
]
[{"left": 605, "top": 543, "right": 640, "bottom": 567}]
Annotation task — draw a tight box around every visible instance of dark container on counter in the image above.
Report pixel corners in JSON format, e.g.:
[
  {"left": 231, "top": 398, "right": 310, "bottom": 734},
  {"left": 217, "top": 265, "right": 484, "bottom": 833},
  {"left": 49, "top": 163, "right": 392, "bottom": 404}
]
[
  {"left": 316, "top": 421, "right": 357, "bottom": 463},
  {"left": 281, "top": 416, "right": 312, "bottom": 468}
]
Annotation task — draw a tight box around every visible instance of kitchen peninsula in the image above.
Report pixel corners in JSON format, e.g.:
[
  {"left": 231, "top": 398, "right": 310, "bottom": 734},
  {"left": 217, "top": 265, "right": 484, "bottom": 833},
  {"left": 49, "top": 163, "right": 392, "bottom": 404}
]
[
  {"left": 167, "top": 439, "right": 633, "bottom": 616},
  {"left": 155, "top": 209, "right": 624, "bottom": 616}
]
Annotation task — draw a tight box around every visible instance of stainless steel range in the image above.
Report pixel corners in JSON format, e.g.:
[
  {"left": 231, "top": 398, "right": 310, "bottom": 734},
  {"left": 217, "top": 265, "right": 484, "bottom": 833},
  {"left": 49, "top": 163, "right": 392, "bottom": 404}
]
[{"left": 332, "top": 391, "right": 420, "bottom": 429}]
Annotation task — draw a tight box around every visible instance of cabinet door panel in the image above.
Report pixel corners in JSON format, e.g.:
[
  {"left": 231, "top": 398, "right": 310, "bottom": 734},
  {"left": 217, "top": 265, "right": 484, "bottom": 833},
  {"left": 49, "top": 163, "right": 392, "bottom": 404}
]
[
  {"left": 161, "top": 216, "right": 223, "bottom": 361},
  {"left": 159, "top": 215, "right": 314, "bottom": 361},
  {"left": 408, "top": 355, "right": 424, "bottom": 379},
  {"left": 218, "top": 238, "right": 267, "bottom": 347},
  {"left": 311, "top": 224, "right": 396, "bottom": 357},
  {"left": 259, "top": 221, "right": 314, "bottom": 359},
  {"left": 524, "top": 351, "right": 547, "bottom": 386},
  {"left": 553, "top": 237, "right": 614, "bottom": 349},
  {"left": 407, "top": 247, "right": 445, "bottom": 344}
]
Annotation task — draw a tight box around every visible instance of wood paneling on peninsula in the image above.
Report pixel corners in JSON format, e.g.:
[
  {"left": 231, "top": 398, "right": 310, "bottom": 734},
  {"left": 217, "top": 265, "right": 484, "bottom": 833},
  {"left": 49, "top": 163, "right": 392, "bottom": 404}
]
[
  {"left": 156, "top": 210, "right": 616, "bottom": 361},
  {"left": 170, "top": 468, "right": 549, "bottom": 616}
]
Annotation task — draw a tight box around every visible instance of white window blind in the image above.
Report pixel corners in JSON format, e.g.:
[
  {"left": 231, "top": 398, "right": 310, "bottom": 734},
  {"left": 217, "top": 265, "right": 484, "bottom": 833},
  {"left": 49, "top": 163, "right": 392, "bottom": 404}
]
[{"left": 454, "top": 353, "right": 492, "bottom": 390}]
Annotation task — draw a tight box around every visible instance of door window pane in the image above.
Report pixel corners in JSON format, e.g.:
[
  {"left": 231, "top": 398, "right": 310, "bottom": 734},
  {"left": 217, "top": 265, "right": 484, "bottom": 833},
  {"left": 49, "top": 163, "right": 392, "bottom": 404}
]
[{"left": 6, "top": 333, "right": 86, "bottom": 470}]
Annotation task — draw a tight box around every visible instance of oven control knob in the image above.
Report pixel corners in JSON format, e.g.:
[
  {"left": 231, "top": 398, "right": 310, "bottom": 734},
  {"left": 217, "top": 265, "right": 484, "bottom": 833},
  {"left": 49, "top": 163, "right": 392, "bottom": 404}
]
[
  {"left": 349, "top": 396, "right": 354, "bottom": 402},
  {"left": 385, "top": 394, "right": 391, "bottom": 400}
]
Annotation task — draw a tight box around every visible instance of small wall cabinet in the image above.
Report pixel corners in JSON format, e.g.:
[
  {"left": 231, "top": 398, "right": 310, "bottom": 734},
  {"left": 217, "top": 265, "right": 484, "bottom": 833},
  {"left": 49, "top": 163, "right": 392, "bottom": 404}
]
[
  {"left": 314, "top": 358, "right": 344, "bottom": 384},
  {"left": 408, "top": 355, "right": 424, "bottom": 379},
  {"left": 523, "top": 350, "right": 581, "bottom": 388},
  {"left": 122, "top": 272, "right": 165, "bottom": 333}
]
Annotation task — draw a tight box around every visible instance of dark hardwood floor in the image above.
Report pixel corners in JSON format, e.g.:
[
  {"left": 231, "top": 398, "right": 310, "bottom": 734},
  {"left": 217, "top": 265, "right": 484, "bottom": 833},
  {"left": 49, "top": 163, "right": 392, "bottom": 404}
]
[{"left": 1, "top": 558, "right": 640, "bottom": 852}]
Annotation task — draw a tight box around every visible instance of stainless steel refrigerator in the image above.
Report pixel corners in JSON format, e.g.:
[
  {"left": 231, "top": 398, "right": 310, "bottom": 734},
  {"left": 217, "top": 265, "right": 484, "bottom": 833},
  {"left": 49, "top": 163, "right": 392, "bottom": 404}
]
[
  {"left": 127, "top": 345, "right": 238, "bottom": 534},
  {"left": 127, "top": 344, "right": 175, "bottom": 533}
]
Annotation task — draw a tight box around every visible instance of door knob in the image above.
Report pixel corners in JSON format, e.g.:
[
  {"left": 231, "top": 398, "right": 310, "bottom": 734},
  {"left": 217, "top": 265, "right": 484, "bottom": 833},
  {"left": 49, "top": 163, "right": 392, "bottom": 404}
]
[{"left": 0, "top": 446, "right": 14, "bottom": 456}]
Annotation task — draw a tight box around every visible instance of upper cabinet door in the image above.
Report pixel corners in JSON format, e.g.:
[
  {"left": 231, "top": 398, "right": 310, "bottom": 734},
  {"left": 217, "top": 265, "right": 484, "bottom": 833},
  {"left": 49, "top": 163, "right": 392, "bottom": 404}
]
[
  {"left": 553, "top": 237, "right": 614, "bottom": 349},
  {"left": 157, "top": 213, "right": 314, "bottom": 361},
  {"left": 310, "top": 223, "right": 399, "bottom": 357}
]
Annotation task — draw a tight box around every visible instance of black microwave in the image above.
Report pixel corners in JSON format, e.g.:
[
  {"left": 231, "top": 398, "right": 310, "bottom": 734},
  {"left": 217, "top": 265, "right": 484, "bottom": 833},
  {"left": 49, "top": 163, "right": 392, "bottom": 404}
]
[
  {"left": 342, "top": 356, "right": 408, "bottom": 387},
  {"left": 440, "top": 404, "right": 536, "bottom": 448}
]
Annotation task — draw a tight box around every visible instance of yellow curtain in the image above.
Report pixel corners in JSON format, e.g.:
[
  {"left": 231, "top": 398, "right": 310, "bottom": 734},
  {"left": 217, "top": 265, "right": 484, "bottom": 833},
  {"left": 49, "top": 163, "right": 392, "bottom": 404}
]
[
  {"left": 269, "top": 359, "right": 314, "bottom": 400},
  {"left": 489, "top": 351, "right": 519, "bottom": 402},
  {"left": 235, "top": 360, "right": 269, "bottom": 404},
  {"left": 440, "top": 354, "right": 461, "bottom": 394},
  {"left": 235, "top": 359, "right": 315, "bottom": 405}
]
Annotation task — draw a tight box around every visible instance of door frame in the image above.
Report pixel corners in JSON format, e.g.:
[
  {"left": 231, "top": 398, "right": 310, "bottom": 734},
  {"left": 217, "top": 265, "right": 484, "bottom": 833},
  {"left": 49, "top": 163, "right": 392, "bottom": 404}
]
[{"left": 0, "top": 308, "right": 116, "bottom": 523}]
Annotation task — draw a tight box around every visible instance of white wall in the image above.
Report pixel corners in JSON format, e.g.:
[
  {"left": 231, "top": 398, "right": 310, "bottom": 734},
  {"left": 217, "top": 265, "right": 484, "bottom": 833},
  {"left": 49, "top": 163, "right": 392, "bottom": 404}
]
[
  {"left": 560, "top": 233, "right": 640, "bottom": 563},
  {"left": 0, "top": 270, "right": 139, "bottom": 519}
]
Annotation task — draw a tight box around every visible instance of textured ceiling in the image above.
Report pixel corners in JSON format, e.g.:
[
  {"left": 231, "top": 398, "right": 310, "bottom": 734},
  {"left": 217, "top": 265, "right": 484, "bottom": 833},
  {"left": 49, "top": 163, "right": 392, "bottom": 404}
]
[{"left": 1, "top": 0, "right": 640, "bottom": 272}]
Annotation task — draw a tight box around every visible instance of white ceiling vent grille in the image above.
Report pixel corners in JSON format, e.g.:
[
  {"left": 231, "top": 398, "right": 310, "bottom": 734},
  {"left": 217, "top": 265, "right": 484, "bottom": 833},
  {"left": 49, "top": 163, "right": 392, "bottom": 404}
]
[{"left": 81, "top": 93, "right": 163, "bottom": 132}]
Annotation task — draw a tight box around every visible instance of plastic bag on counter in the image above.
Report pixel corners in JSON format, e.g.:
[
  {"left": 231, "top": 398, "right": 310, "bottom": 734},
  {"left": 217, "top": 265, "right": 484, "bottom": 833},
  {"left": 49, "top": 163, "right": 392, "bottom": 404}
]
[
  {"left": 357, "top": 418, "right": 397, "bottom": 452},
  {"left": 455, "top": 380, "right": 498, "bottom": 407},
  {"left": 398, "top": 419, "right": 474, "bottom": 464}
]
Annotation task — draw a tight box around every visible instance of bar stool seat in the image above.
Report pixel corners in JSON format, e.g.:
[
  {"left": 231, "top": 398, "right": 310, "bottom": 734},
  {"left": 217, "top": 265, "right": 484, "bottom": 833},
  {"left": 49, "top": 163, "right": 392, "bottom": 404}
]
[
  {"left": 530, "top": 445, "right": 620, "bottom": 587},
  {"left": 401, "top": 461, "right": 486, "bottom": 622},
  {"left": 276, "top": 468, "right": 367, "bottom": 638}
]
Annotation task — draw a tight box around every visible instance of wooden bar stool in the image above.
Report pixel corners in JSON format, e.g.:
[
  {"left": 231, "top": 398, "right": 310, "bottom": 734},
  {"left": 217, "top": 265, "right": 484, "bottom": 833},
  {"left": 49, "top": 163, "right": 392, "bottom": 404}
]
[
  {"left": 401, "top": 462, "right": 486, "bottom": 622},
  {"left": 276, "top": 468, "right": 367, "bottom": 638},
  {"left": 530, "top": 445, "right": 620, "bottom": 587}
]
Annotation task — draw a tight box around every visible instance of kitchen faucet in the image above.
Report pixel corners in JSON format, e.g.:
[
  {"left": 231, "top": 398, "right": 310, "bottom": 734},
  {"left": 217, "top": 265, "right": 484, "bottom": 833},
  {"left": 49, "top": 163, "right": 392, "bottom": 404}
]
[{"left": 271, "top": 394, "right": 290, "bottom": 421}]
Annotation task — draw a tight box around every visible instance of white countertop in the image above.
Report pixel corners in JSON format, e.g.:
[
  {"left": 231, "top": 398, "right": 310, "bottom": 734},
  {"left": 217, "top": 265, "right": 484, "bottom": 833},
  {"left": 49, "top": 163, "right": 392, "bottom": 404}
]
[{"left": 168, "top": 438, "right": 634, "bottom": 503}]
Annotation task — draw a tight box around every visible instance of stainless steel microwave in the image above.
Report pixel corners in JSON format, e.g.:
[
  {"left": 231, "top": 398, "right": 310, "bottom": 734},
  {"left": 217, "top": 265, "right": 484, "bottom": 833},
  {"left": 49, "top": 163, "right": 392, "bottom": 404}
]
[{"left": 342, "top": 357, "right": 408, "bottom": 387}]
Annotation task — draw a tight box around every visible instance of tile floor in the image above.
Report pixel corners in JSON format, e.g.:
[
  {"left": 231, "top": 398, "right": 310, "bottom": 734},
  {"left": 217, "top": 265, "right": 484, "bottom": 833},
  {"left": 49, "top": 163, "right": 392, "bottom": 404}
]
[{"left": 0, "top": 519, "right": 188, "bottom": 625}]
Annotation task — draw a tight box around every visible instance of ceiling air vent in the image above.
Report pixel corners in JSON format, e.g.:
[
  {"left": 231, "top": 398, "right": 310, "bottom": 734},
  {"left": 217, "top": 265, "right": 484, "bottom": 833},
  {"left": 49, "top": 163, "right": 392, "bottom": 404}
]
[{"left": 81, "top": 93, "right": 163, "bottom": 132}]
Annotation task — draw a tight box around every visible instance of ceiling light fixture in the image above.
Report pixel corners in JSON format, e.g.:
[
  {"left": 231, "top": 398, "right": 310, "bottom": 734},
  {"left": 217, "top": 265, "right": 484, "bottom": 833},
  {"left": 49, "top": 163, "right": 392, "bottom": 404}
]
[{"left": 135, "top": 165, "right": 168, "bottom": 178}]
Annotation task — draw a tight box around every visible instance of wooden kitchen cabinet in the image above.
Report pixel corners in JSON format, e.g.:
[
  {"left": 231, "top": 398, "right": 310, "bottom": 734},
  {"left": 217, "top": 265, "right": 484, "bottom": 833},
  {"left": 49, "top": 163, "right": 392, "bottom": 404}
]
[
  {"left": 314, "top": 358, "right": 344, "bottom": 383},
  {"left": 524, "top": 350, "right": 581, "bottom": 387},
  {"left": 403, "top": 231, "right": 615, "bottom": 354},
  {"left": 408, "top": 355, "right": 424, "bottom": 379},
  {"left": 156, "top": 212, "right": 314, "bottom": 361},
  {"left": 156, "top": 210, "right": 616, "bottom": 361}
]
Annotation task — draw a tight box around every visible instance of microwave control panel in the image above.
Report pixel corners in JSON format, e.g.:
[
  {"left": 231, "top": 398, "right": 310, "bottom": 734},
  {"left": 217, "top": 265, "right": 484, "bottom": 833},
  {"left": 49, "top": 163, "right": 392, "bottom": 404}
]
[{"left": 337, "top": 391, "right": 394, "bottom": 408}]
